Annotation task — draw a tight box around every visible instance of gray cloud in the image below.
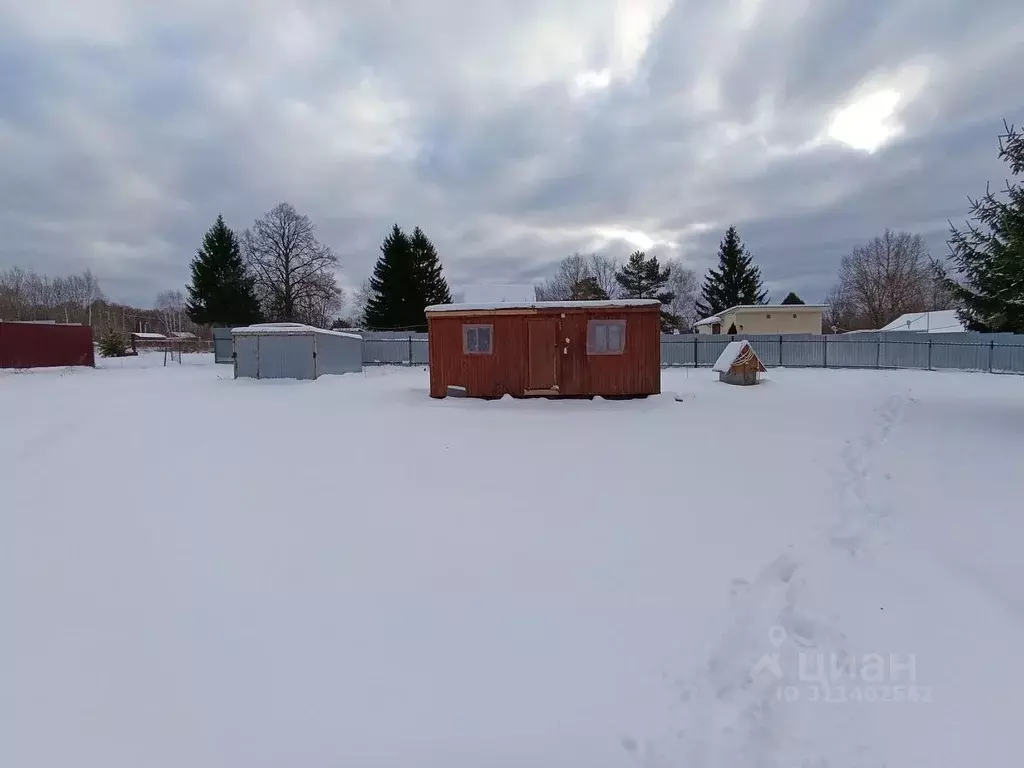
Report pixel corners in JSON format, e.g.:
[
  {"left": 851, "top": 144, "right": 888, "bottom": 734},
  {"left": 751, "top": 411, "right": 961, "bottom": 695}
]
[{"left": 0, "top": 0, "right": 1021, "bottom": 308}]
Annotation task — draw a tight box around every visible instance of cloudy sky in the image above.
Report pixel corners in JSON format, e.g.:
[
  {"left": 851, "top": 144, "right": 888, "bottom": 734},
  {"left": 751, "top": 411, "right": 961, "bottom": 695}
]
[{"left": 1, "top": 0, "right": 1021, "bottom": 309}]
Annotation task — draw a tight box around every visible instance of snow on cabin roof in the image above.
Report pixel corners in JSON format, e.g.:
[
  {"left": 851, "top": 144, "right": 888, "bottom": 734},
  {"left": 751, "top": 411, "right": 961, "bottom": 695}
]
[
  {"left": 425, "top": 299, "right": 661, "bottom": 313},
  {"left": 131, "top": 332, "right": 167, "bottom": 339},
  {"left": 231, "top": 323, "right": 362, "bottom": 340},
  {"left": 879, "top": 310, "right": 965, "bottom": 333},
  {"left": 452, "top": 284, "right": 537, "bottom": 304},
  {"left": 712, "top": 340, "right": 764, "bottom": 372},
  {"left": 170, "top": 331, "right": 197, "bottom": 339}
]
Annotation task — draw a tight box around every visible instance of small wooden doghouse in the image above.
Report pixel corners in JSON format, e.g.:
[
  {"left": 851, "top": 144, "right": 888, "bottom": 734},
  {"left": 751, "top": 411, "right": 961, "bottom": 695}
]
[
  {"left": 425, "top": 300, "right": 662, "bottom": 398},
  {"left": 713, "top": 340, "right": 767, "bottom": 385}
]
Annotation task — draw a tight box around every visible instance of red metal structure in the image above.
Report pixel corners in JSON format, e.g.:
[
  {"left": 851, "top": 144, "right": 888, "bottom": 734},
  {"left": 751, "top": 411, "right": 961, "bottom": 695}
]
[
  {"left": 0, "top": 322, "right": 95, "bottom": 369},
  {"left": 425, "top": 300, "right": 661, "bottom": 398}
]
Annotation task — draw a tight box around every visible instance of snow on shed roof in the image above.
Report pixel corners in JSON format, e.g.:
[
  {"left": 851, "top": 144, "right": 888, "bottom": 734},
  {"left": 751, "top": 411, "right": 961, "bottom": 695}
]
[
  {"left": 131, "top": 332, "right": 167, "bottom": 339},
  {"left": 426, "top": 299, "right": 662, "bottom": 313},
  {"left": 693, "top": 315, "right": 721, "bottom": 327},
  {"left": 879, "top": 310, "right": 965, "bottom": 333},
  {"left": 452, "top": 284, "right": 537, "bottom": 304},
  {"left": 231, "top": 323, "right": 362, "bottom": 340},
  {"left": 712, "top": 340, "right": 766, "bottom": 373}
]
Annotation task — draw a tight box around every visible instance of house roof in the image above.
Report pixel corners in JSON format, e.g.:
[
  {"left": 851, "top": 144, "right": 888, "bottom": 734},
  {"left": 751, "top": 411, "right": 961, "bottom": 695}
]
[
  {"left": 879, "top": 310, "right": 965, "bottom": 333},
  {"left": 695, "top": 304, "right": 828, "bottom": 326},
  {"left": 425, "top": 299, "right": 661, "bottom": 313},
  {"left": 451, "top": 284, "right": 537, "bottom": 304},
  {"left": 712, "top": 340, "right": 767, "bottom": 373}
]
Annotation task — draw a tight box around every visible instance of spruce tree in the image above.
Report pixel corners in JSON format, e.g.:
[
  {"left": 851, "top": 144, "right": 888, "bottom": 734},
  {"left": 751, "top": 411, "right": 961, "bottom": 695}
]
[
  {"left": 576, "top": 276, "right": 609, "bottom": 300},
  {"left": 781, "top": 292, "right": 805, "bottom": 305},
  {"left": 695, "top": 226, "right": 768, "bottom": 318},
  {"left": 186, "top": 215, "right": 262, "bottom": 326},
  {"left": 365, "top": 225, "right": 419, "bottom": 330},
  {"left": 614, "top": 250, "right": 677, "bottom": 330},
  {"left": 410, "top": 227, "right": 452, "bottom": 309},
  {"left": 941, "top": 121, "right": 1024, "bottom": 332}
]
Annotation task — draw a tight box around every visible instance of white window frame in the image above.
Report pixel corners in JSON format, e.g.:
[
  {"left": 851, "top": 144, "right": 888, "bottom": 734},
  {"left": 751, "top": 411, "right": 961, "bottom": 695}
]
[
  {"left": 463, "top": 324, "right": 493, "bottom": 355},
  {"left": 587, "top": 319, "right": 626, "bottom": 355}
]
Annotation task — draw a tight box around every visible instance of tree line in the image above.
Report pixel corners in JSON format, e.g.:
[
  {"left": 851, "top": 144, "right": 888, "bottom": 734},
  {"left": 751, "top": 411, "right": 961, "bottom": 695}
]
[{"left": 3, "top": 122, "right": 1019, "bottom": 337}]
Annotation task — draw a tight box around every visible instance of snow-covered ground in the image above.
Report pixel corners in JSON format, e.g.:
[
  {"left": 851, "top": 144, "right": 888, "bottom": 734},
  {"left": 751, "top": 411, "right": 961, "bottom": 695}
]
[{"left": 2, "top": 355, "right": 1023, "bottom": 767}]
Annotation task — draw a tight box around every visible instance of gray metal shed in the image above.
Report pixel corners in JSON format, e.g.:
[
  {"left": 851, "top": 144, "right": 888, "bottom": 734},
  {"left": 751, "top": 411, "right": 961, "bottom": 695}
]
[{"left": 231, "top": 323, "right": 362, "bottom": 380}]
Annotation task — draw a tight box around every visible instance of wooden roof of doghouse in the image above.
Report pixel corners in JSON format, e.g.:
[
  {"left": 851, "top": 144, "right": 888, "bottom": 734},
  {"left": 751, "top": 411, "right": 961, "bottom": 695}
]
[{"left": 712, "top": 340, "right": 767, "bottom": 373}]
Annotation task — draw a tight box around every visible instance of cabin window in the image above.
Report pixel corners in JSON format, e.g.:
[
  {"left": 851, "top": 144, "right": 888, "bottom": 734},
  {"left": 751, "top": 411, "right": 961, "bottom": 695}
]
[
  {"left": 463, "top": 324, "right": 493, "bottom": 354},
  {"left": 766, "top": 314, "right": 772, "bottom": 319},
  {"left": 587, "top": 319, "right": 626, "bottom": 355}
]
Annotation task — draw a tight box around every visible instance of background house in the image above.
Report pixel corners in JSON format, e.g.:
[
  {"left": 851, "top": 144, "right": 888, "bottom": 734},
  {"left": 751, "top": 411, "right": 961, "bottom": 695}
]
[{"left": 694, "top": 304, "right": 828, "bottom": 335}]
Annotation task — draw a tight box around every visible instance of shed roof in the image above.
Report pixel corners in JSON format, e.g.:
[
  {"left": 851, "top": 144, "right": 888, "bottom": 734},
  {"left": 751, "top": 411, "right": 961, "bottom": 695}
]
[
  {"left": 426, "top": 299, "right": 661, "bottom": 314},
  {"left": 131, "top": 332, "right": 167, "bottom": 339},
  {"left": 712, "top": 340, "right": 766, "bottom": 373},
  {"left": 693, "top": 315, "right": 721, "bottom": 327},
  {"left": 231, "top": 323, "right": 362, "bottom": 340}
]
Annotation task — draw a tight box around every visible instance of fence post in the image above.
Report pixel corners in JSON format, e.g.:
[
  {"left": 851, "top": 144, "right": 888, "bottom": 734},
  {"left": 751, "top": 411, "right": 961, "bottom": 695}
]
[
  {"left": 989, "top": 339, "right": 995, "bottom": 372},
  {"left": 927, "top": 339, "right": 933, "bottom": 371},
  {"left": 778, "top": 335, "right": 783, "bottom": 367},
  {"left": 693, "top": 335, "right": 698, "bottom": 368},
  {"left": 823, "top": 335, "right": 828, "bottom": 368},
  {"left": 408, "top": 334, "right": 413, "bottom": 366},
  {"left": 876, "top": 337, "right": 881, "bottom": 368}
]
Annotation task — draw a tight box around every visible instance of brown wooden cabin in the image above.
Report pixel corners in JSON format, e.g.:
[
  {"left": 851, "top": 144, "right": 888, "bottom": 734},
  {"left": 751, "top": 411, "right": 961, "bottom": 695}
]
[{"left": 425, "top": 300, "right": 661, "bottom": 399}]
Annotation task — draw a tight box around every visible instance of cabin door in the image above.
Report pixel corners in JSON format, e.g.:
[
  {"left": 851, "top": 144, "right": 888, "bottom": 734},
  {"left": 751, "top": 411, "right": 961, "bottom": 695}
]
[{"left": 526, "top": 318, "right": 559, "bottom": 394}]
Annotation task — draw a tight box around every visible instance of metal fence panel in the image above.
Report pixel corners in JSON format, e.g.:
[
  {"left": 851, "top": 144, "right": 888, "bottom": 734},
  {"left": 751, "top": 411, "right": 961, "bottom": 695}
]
[
  {"left": 825, "top": 336, "right": 879, "bottom": 368},
  {"left": 992, "top": 341, "right": 1024, "bottom": 373},
  {"left": 212, "top": 327, "right": 233, "bottom": 364},
  {"left": 362, "top": 335, "right": 429, "bottom": 365},
  {"left": 879, "top": 338, "right": 929, "bottom": 369},
  {"left": 780, "top": 336, "right": 826, "bottom": 367},
  {"left": 350, "top": 330, "right": 1024, "bottom": 375},
  {"left": 661, "top": 337, "right": 696, "bottom": 367},
  {"left": 659, "top": 332, "right": 1024, "bottom": 375}
]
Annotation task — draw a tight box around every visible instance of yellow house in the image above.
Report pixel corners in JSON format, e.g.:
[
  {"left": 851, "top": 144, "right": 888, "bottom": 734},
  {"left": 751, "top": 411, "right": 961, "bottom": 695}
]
[{"left": 693, "top": 304, "right": 828, "bottom": 335}]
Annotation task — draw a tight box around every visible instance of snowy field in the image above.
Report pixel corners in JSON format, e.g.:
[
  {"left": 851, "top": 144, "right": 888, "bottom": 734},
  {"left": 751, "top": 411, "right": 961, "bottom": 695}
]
[{"left": 3, "top": 355, "right": 1024, "bottom": 768}]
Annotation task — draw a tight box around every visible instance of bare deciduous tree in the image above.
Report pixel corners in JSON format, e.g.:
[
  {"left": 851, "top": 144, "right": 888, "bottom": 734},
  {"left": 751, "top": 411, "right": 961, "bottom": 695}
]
[
  {"left": 349, "top": 278, "right": 372, "bottom": 327},
  {"left": 155, "top": 290, "right": 188, "bottom": 334},
  {"left": 296, "top": 278, "right": 345, "bottom": 329},
  {"left": 826, "top": 230, "right": 950, "bottom": 331},
  {"left": 537, "top": 253, "right": 621, "bottom": 300},
  {"left": 0, "top": 267, "right": 105, "bottom": 324},
  {"left": 587, "top": 253, "right": 620, "bottom": 299},
  {"left": 664, "top": 259, "right": 699, "bottom": 329},
  {"left": 243, "top": 202, "right": 342, "bottom": 325}
]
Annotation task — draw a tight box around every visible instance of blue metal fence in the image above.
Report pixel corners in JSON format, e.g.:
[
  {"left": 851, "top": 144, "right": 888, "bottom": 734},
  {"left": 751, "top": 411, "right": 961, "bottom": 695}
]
[{"left": 220, "top": 328, "right": 1024, "bottom": 375}]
